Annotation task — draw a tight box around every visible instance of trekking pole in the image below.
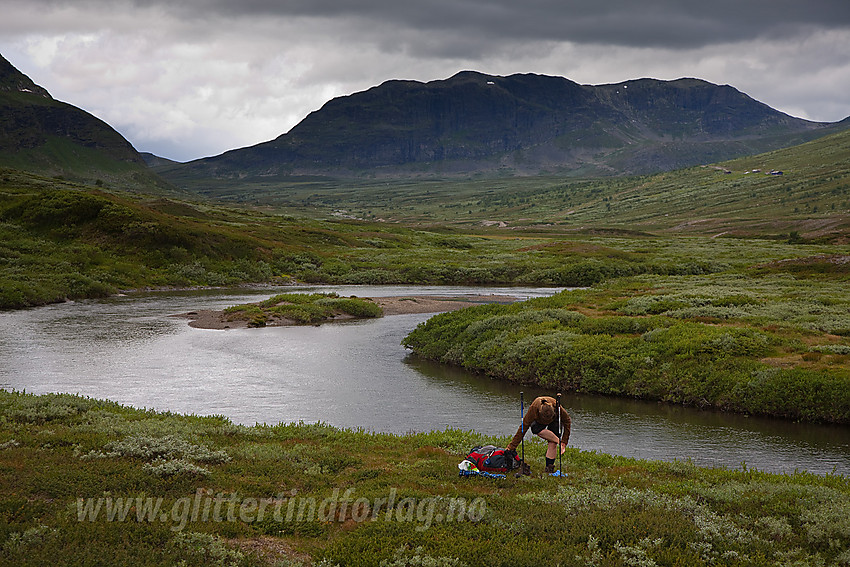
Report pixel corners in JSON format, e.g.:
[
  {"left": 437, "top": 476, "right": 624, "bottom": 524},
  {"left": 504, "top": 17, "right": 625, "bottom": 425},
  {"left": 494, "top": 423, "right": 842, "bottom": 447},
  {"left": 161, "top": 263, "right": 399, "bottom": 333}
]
[
  {"left": 556, "top": 392, "right": 562, "bottom": 477},
  {"left": 520, "top": 391, "right": 525, "bottom": 467}
]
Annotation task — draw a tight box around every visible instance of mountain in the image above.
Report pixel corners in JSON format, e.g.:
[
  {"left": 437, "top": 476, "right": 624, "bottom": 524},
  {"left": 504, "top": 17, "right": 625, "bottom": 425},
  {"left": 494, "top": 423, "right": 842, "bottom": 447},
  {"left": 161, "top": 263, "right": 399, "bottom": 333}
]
[
  {"left": 0, "top": 54, "right": 171, "bottom": 191},
  {"left": 166, "top": 71, "right": 847, "bottom": 182}
]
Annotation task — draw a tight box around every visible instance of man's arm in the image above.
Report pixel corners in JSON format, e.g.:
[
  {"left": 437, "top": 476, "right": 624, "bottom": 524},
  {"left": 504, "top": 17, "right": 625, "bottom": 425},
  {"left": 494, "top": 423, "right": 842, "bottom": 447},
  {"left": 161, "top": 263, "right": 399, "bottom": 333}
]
[{"left": 506, "top": 407, "right": 537, "bottom": 452}]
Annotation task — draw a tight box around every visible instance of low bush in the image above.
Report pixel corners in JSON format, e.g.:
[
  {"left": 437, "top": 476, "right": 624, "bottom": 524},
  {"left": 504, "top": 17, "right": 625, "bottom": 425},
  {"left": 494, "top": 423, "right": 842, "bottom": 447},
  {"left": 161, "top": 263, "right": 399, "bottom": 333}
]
[
  {"left": 812, "top": 344, "right": 850, "bottom": 355},
  {"left": 142, "top": 458, "right": 211, "bottom": 478},
  {"left": 99, "top": 434, "right": 230, "bottom": 464},
  {"left": 319, "top": 297, "right": 383, "bottom": 318}
]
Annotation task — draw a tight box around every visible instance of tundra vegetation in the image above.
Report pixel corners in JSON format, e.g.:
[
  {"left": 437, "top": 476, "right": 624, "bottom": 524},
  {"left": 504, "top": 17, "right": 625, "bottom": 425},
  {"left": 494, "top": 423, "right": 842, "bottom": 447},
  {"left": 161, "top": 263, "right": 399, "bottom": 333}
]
[
  {"left": 1, "top": 391, "right": 849, "bottom": 566},
  {"left": 2, "top": 128, "right": 850, "bottom": 309},
  {"left": 2, "top": 117, "right": 850, "bottom": 564},
  {"left": 223, "top": 292, "right": 383, "bottom": 327}
]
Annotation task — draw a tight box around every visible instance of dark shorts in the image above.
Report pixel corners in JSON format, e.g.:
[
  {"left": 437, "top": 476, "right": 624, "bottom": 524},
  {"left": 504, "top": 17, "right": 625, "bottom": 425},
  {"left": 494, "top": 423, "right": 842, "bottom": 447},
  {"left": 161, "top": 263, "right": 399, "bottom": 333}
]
[{"left": 530, "top": 420, "right": 560, "bottom": 436}]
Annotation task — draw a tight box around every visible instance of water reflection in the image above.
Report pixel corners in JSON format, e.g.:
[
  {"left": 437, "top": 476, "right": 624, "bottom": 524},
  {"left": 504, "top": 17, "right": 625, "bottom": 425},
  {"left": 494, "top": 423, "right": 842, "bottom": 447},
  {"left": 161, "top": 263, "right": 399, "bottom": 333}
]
[{"left": 1, "top": 286, "right": 848, "bottom": 476}]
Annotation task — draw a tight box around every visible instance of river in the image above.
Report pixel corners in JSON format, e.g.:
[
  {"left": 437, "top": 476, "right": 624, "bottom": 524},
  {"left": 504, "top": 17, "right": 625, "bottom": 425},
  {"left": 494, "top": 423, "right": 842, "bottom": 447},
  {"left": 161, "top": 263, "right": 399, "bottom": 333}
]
[{"left": 1, "top": 285, "right": 848, "bottom": 476}]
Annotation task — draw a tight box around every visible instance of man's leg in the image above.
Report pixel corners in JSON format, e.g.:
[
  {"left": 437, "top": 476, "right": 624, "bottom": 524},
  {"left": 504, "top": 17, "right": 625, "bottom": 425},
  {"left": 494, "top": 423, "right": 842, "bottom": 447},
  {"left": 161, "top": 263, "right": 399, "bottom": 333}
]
[{"left": 536, "top": 429, "right": 565, "bottom": 460}]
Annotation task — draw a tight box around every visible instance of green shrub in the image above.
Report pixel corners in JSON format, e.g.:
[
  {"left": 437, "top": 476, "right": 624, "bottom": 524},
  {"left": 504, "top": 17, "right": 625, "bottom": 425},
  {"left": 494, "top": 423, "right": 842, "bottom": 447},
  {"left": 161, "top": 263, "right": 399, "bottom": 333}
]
[
  {"left": 1, "top": 392, "right": 104, "bottom": 423},
  {"left": 619, "top": 295, "right": 690, "bottom": 315},
  {"left": 666, "top": 305, "right": 751, "bottom": 320},
  {"left": 380, "top": 546, "right": 466, "bottom": 567},
  {"left": 170, "top": 532, "right": 245, "bottom": 565},
  {"left": 260, "top": 293, "right": 325, "bottom": 308},
  {"left": 711, "top": 294, "right": 762, "bottom": 307},
  {"left": 578, "top": 316, "right": 659, "bottom": 335},
  {"left": 726, "top": 367, "right": 850, "bottom": 422},
  {"left": 142, "top": 458, "right": 211, "bottom": 478},
  {"left": 270, "top": 303, "right": 329, "bottom": 323},
  {"left": 403, "top": 300, "right": 844, "bottom": 422},
  {"left": 248, "top": 313, "right": 268, "bottom": 327},
  {"left": 319, "top": 297, "right": 383, "bottom": 318},
  {"left": 223, "top": 293, "right": 382, "bottom": 325},
  {"left": 98, "top": 434, "right": 230, "bottom": 464},
  {"left": 812, "top": 344, "right": 850, "bottom": 355}
]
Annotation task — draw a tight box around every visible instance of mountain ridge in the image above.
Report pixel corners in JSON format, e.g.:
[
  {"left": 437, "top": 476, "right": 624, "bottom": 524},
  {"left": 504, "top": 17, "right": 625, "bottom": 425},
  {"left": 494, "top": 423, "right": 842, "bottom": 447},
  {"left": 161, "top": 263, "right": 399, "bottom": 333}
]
[
  {"left": 166, "top": 71, "right": 847, "bottom": 182},
  {"left": 0, "top": 54, "right": 172, "bottom": 192}
]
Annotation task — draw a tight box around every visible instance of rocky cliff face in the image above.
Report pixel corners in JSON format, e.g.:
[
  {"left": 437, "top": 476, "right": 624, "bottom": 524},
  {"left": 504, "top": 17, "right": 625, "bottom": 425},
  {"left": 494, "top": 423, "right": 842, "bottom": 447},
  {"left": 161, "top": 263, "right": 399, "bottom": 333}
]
[{"left": 0, "top": 55, "right": 52, "bottom": 98}]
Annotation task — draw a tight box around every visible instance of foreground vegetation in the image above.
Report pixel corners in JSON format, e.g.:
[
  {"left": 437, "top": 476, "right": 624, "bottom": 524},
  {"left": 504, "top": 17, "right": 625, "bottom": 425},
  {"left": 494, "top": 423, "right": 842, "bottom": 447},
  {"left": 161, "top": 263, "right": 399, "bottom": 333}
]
[
  {"left": 1, "top": 390, "right": 848, "bottom": 566},
  {"left": 403, "top": 269, "right": 850, "bottom": 424}
]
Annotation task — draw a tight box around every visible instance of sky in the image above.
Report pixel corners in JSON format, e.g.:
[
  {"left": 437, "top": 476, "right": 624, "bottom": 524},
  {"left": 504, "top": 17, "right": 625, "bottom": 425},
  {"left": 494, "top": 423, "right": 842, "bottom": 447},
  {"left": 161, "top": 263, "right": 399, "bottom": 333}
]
[{"left": 2, "top": 0, "right": 849, "bottom": 163}]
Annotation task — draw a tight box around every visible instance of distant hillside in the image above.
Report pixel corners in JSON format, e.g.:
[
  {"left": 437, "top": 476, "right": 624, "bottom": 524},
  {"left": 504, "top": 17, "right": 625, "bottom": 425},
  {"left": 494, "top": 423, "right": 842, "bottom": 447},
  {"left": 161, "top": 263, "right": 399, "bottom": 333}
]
[
  {"left": 163, "top": 121, "right": 850, "bottom": 241},
  {"left": 140, "top": 152, "right": 180, "bottom": 168},
  {"left": 520, "top": 124, "right": 850, "bottom": 239},
  {"left": 0, "top": 54, "right": 172, "bottom": 192},
  {"left": 166, "top": 71, "right": 847, "bottom": 183}
]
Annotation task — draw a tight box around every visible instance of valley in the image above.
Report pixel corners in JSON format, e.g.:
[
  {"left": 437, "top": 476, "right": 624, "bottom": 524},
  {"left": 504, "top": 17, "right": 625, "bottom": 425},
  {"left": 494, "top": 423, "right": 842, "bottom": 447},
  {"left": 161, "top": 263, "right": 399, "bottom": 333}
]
[{"left": 2, "top": 54, "right": 850, "bottom": 566}]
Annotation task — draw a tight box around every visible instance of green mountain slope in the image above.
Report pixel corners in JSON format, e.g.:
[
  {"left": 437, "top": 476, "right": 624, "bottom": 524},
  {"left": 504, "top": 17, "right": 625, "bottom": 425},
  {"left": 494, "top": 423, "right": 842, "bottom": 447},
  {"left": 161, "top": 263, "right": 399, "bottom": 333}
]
[
  {"left": 0, "top": 54, "right": 172, "bottom": 192},
  {"left": 164, "top": 71, "right": 846, "bottom": 184},
  {"left": 517, "top": 124, "right": 850, "bottom": 238},
  {"left": 158, "top": 125, "right": 850, "bottom": 240}
]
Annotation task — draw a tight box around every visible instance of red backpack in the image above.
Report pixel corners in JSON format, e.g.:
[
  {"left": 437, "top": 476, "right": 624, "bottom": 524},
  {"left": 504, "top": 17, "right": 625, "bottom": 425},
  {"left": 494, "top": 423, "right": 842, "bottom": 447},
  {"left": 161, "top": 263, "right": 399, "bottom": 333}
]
[{"left": 466, "top": 445, "right": 520, "bottom": 473}]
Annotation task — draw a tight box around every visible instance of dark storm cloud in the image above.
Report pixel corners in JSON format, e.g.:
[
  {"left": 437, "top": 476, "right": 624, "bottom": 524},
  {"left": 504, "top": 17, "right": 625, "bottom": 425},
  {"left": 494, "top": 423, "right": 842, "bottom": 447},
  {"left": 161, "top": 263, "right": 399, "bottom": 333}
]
[
  {"left": 133, "top": 0, "right": 850, "bottom": 49},
  {"left": 13, "top": 0, "right": 850, "bottom": 49},
  {"left": 3, "top": 0, "right": 848, "bottom": 161}
]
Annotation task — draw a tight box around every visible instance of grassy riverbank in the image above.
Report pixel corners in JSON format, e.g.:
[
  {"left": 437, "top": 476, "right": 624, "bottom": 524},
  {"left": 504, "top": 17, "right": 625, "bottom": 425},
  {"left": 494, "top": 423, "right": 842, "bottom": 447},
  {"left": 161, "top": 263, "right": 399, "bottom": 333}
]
[
  {"left": 1, "top": 391, "right": 849, "bottom": 566},
  {"left": 403, "top": 270, "right": 850, "bottom": 424}
]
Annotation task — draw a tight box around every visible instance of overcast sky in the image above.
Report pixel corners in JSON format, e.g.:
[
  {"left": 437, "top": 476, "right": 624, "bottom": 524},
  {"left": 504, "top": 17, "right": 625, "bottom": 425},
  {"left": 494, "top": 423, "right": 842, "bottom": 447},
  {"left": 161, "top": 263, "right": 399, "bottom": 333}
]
[{"left": 2, "top": 0, "right": 849, "bottom": 162}]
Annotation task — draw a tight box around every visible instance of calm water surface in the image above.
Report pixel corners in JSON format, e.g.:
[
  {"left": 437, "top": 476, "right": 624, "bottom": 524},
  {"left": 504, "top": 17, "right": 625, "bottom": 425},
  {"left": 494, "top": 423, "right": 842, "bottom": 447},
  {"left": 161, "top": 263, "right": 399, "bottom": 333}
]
[{"left": 1, "top": 285, "right": 848, "bottom": 476}]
